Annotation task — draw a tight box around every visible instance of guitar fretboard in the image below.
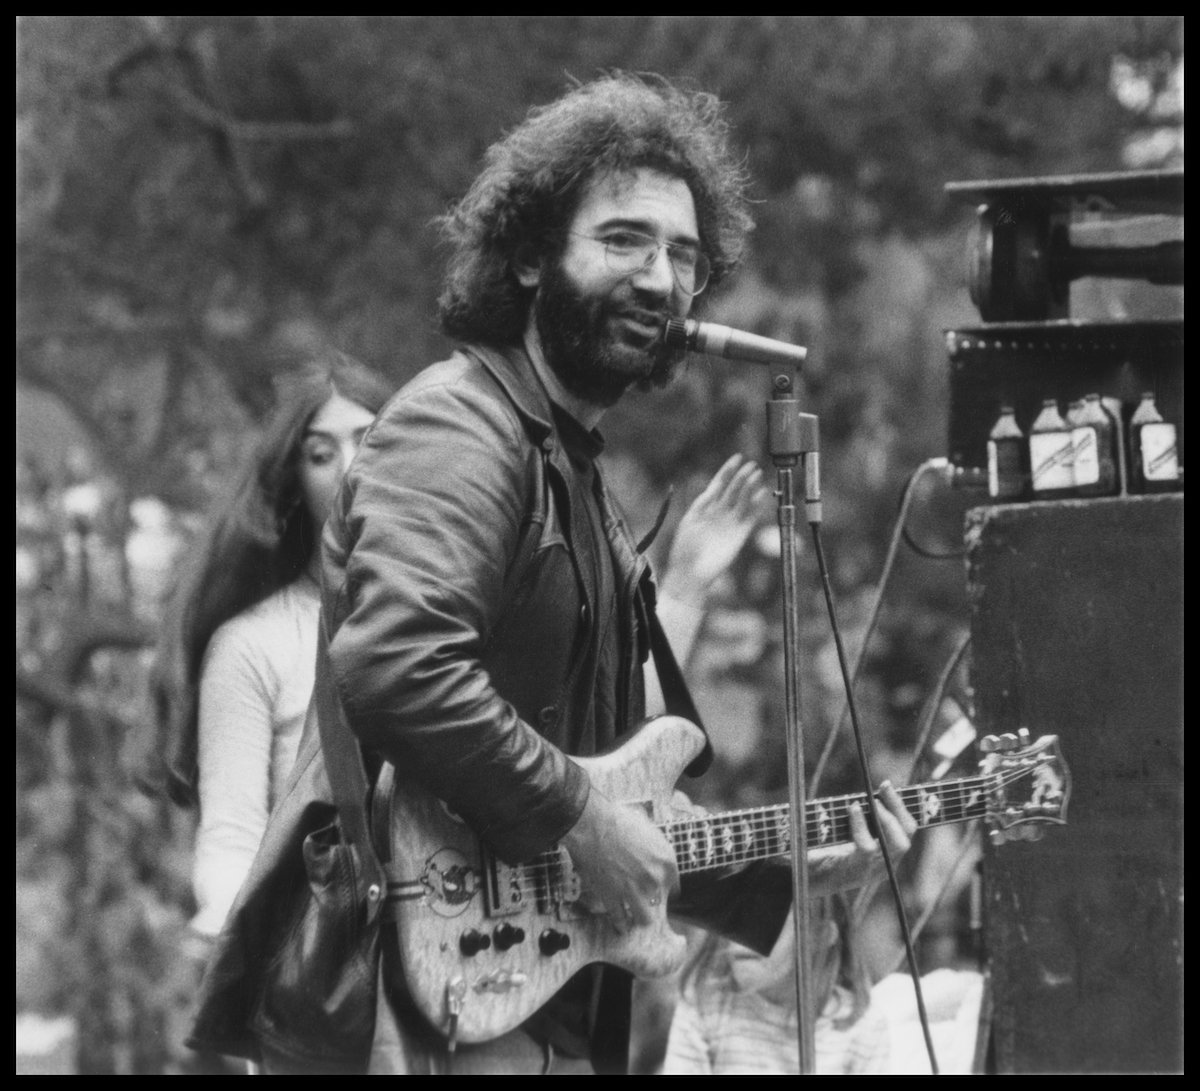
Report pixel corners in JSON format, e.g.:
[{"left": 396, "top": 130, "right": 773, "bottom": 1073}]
[{"left": 664, "top": 775, "right": 990, "bottom": 875}]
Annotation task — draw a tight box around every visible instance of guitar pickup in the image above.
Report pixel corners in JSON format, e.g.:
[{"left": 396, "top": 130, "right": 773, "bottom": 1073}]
[{"left": 481, "top": 847, "right": 526, "bottom": 918}]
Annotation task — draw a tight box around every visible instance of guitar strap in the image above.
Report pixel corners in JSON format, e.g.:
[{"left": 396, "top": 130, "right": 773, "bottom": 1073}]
[
  {"left": 597, "top": 463, "right": 712, "bottom": 777},
  {"left": 646, "top": 601, "right": 712, "bottom": 777},
  {"left": 313, "top": 615, "right": 378, "bottom": 873}
]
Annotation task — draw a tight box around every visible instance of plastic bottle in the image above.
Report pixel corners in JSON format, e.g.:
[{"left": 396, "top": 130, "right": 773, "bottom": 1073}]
[
  {"left": 1129, "top": 391, "right": 1180, "bottom": 494},
  {"left": 987, "top": 404, "right": 1027, "bottom": 501},
  {"left": 1029, "top": 398, "right": 1074, "bottom": 500},
  {"left": 1065, "top": 399, "right": 1092, "bottom": 493},
  {"left": 1069, "top": 394, "right": 1118, "bottom": 497}
]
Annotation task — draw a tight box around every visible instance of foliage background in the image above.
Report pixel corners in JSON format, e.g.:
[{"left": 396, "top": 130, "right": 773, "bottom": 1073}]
[{"left": 16, "top": 15, "right": 1183, "bottom": 1073}]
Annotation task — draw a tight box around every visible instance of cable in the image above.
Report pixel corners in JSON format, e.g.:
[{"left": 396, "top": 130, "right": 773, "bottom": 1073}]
[
  {"left": 808, "top": 457, "right": 955, "bottom": 796},
  {"left": 809, "top": 520, "right": 940, "bottom": 1075},
  {"left": 897, "top": 630, "right": 972, "bottom": 788},
  {"left": 902, "top": 524, "right": 965, "bottom": 561},
  {"left": 898, "top": 459, "right": 967, "bottom": 560}
]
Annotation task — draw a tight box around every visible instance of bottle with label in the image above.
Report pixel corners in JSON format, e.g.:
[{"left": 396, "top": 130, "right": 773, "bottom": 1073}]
[
  {"left": 987, "top": 403, "right": 1027, "bottom": 501},
  {"left": 1129, "top": 391, "right": 1180, "bottom": 494},
  {"left": 1064, "top": 399, "right": 1091, "bottom": 491},
  {"left": 1069, "top": 394, "right": 1118, "bottom": 497},
  {"left": 1029, "top": 398, "right": 1075, "bottom": 499}
]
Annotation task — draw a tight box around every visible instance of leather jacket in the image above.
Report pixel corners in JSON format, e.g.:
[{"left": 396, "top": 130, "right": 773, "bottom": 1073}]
[{"left": 321, "top": 342, "right": 652, "bottom": 864}]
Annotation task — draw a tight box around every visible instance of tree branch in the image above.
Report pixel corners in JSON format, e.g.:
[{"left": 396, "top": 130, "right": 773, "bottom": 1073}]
[{"left": 163, "top": 80, "right": 354, "bottom": 142}]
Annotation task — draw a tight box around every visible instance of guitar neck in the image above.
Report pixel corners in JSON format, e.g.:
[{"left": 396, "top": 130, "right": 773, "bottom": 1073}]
[{"left": 664, "top": 775, "right": 989, "bottom": 876}]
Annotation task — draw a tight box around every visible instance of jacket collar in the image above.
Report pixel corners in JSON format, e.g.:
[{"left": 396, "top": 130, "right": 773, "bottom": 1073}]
[
  {"left": 460, "top": 340, "right": 667, "bottom": 561},
  {"left": 459, "top": 341, "right": 555, "bottom": 449}
]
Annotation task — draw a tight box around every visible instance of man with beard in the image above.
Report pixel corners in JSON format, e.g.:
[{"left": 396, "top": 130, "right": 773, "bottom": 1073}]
[{"left": 189, "top": 72, "right": 915, "bottom": 1076}]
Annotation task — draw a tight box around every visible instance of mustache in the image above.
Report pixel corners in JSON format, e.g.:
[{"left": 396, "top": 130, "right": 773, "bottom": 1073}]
[{"left": 610, "top": 304, "right": 674, "bottom": 329}]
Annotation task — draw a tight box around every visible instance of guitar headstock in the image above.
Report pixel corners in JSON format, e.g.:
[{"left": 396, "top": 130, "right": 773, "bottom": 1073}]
[{"left": 979, "top": 729, "right": 1071, "bottom": 845}]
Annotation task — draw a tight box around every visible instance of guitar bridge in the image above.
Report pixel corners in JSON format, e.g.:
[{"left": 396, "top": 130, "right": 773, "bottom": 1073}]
[{"left": 481, "top": 845, "right": 585, "bottom": 921}]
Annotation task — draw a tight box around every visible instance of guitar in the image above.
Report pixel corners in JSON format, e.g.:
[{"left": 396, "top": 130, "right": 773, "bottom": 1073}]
[{"left": 374, "top": 714, "right": 1069, "bottom": 1047}]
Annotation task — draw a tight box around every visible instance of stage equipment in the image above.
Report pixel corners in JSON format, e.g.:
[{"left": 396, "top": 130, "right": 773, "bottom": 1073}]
[{"left": 946, "top": 169, "right": 1183, "bottom": 1073}]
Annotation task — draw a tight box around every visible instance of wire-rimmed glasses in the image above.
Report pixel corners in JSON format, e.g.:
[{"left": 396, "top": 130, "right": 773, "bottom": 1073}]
[{"left": 570, "top": 229, "right": 711, "bottom": 296}]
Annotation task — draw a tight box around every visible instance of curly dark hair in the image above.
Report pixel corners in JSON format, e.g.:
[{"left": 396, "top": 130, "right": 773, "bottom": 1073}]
[{"left": 437, "top": 72, "right": 754, "bottom": 344}]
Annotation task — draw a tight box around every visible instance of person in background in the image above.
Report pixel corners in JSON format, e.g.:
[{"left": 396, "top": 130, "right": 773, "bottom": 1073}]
[
  {"left": 153, "top": 350, "right": 394, "bottom": 953},
  {"left": 662, "top": 894, "right": 892, "bottom": 1074},
  {"left": 662, "top": 882, "right": 989, "bottom": 1075}
]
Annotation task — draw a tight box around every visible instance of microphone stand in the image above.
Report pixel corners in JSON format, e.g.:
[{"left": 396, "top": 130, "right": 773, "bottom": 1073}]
[{"left": 766, "top": 363, "right": 820, "bottom": 1074}]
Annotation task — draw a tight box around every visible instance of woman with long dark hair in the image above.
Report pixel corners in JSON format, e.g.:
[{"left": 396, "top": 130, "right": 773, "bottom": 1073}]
[{"left": 153, "top": 349, "right": 395, "bottom": 946}]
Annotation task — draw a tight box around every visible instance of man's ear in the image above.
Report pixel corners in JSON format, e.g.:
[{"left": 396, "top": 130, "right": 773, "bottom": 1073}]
[{"left": 512, "top": 243, "right": 541, "bottom": 289}]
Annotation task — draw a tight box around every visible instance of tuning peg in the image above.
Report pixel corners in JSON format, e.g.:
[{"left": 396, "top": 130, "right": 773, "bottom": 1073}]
[
  {"left": 1017, "top": 727, "right": 1031, "bottom": 746},
  {"left": 989, "top": 828, "right": 1009, "bottom": 846},
  {"left": 981, "top": 732, "right": 1023, "bottom": 753}
]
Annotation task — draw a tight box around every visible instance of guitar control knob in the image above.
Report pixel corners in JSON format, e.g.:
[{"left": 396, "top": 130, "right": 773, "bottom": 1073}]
[
  {"left": 459, "top": 929, "right": 492, "bottom": 957},
  {"left": 493, "top": 923, "right": 526, "bottom": 951},
  {"left": 538, "top": 928, "right": 571, "bottom": 956}
]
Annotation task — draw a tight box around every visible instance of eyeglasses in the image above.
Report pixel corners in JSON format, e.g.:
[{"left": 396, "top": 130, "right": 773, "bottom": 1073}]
[{"left": 570, "top": 229, "right": 711, "bottom": 296}]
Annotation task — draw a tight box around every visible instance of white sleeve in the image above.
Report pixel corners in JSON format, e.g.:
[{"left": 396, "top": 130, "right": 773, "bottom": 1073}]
[
  {"left": 661, "top": 994, "right": 716, "bottom": 1075},
  {"left": 190, "top": 619, "right": 276, "bottom": 938}
]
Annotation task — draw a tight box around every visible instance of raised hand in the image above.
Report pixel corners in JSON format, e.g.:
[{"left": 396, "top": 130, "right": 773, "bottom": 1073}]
[{"left": 660, "top": 453, "right": 770, "bottom": 606}]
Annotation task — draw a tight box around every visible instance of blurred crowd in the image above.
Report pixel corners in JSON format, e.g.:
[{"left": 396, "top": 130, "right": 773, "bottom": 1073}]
[{"left": 17, "top": 446, "right": 202, "bottom": 1073}]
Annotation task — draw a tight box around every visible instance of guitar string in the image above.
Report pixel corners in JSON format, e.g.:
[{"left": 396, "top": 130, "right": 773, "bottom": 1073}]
[{"left": 481, "top": 766, "right": 1049, "bottom": 900}]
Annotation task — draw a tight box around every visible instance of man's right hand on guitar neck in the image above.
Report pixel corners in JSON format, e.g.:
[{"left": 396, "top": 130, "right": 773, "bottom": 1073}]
[{"left": 560, "top": 787, "right": 679, "bottom": 935}]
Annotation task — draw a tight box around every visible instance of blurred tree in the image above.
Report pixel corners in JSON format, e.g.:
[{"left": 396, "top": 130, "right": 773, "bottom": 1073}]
[{"left": 17, "top": 16, "right": 1182, "bottom": 509}]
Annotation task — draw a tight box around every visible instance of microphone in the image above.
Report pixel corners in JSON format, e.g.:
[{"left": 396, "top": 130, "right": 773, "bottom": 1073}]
[{"left": 663, "top": 317, "right": 807, "bottom": 367}]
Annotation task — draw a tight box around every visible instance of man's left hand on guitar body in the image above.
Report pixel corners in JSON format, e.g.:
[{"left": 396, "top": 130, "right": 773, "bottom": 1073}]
[{"left": 806, "top": 781, "right": 918, "bottom": 898}]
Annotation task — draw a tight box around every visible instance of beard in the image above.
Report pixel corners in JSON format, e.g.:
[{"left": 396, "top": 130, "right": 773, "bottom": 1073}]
[{"left": 533, "top": 259, "right": 687, "bottom": 409}]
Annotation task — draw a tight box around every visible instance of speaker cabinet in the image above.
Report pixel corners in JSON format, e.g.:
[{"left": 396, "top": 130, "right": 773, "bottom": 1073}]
[{"left": 967, "top": 495, "right": 1183, "bottom": 1074}]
